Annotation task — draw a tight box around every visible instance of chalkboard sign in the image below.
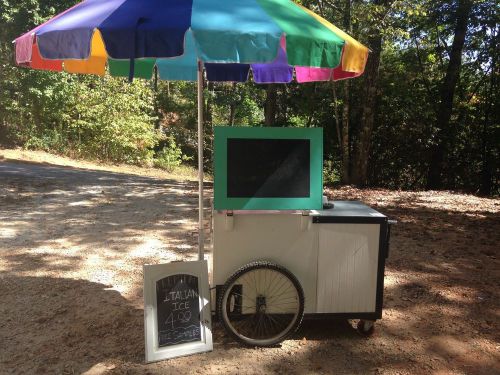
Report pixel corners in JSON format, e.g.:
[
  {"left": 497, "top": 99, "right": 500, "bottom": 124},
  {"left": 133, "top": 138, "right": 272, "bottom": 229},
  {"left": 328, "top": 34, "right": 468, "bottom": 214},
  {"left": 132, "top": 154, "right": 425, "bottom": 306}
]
[
  {"left": 214, "top": 126, "right": 323, "bottom": 210},
  {"left": 144, "top": 261, "right": 212, "bottom": 362},
  {"left": 227, "top": 138, "right": 310, "bottom": 198},
  {"left": 156, "top": 274, "right": 201, "bottom": 346}
]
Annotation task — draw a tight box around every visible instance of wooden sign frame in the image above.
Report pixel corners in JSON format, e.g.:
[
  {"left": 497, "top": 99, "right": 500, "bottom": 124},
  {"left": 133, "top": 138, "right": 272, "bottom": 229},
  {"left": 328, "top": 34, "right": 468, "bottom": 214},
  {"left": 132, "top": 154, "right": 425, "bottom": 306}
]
[{"left": 143, "top": 260, "right": 212, "bottom": 362}]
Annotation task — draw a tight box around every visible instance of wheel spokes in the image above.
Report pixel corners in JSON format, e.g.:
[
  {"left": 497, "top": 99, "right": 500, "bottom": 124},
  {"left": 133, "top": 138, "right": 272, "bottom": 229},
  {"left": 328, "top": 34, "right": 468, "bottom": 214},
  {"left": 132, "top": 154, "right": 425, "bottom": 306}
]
[{"left": 223, "top": 267, "right": 302, "bottom": 344}]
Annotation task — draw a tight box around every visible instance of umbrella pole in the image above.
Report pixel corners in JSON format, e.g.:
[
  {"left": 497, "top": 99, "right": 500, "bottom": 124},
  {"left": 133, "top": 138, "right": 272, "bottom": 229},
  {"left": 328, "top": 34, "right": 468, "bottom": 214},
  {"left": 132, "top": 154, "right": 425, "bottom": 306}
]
[{"left": 197, "top": 60, "right": 204, "bottom": 261}]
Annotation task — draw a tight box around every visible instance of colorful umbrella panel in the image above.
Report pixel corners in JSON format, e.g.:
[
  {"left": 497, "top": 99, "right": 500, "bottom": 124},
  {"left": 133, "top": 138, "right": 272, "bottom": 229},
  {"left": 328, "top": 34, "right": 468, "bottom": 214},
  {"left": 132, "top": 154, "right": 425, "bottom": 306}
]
[{"left": 15, "top": 0, "right": 369, "bottom": 83}]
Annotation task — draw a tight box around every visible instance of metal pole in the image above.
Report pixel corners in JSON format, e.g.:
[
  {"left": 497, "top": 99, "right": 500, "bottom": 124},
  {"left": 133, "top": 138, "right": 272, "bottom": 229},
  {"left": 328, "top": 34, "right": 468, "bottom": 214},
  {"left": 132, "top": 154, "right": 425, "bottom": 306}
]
[{"left": 197, "top": 60, "right": 204, "bottom": 261}]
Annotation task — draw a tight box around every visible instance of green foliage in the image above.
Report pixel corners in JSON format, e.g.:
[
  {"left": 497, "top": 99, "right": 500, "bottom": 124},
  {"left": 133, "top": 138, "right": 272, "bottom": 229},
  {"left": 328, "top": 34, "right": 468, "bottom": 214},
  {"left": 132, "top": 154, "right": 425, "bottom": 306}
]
[
  {"left": 63, "top": 75, "right": 159, "bottom": 164},
  {"left": 0, "top": 0, "right": 161, "bottom": 165},
  {"left": 323, "top": 160, "right": 341, "bottom": 186},
  {"left": 153, "top": 137, "right": 191, "bottom": 172},
  {"left": 0, "top": 0, "right": 497, "bottom": 194},
  {"left": 1, "top": 69, "right": 159, "bottom": 164}
]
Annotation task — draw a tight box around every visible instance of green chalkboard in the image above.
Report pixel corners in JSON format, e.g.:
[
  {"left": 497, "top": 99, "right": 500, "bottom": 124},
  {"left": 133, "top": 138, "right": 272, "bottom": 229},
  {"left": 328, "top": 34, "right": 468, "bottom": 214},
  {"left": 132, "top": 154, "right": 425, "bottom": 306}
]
[{"left": 214, "top": 126, "right": 323, "bottom": 210}]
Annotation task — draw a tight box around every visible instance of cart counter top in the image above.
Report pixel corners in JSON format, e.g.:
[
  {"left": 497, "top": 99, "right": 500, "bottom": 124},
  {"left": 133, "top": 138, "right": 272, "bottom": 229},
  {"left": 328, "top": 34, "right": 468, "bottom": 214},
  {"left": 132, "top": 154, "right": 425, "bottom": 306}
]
[
  {"left": 311, "top": 200, "right": 387, "bottom": 223},
  {"left": 215, "top": 201, "right": 388, "bottom": 223}
]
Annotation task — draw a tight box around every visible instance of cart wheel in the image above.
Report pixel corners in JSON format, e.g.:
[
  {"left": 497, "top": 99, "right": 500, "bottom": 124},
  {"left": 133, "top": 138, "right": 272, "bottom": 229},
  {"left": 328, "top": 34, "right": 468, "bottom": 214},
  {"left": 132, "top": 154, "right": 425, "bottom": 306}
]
[
  {"left": 217, "top": 261, "right": 305, "bottom": 347},
  {"left": 357, "top": 320, "right": 375, "bottom": 336}
]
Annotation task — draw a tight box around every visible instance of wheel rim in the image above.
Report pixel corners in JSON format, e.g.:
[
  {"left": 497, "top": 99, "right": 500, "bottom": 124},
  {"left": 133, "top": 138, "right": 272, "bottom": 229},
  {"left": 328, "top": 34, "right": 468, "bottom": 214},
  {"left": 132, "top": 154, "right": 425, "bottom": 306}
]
[{"left": 221, "top": 267, "right": 302, "bottom": 346}]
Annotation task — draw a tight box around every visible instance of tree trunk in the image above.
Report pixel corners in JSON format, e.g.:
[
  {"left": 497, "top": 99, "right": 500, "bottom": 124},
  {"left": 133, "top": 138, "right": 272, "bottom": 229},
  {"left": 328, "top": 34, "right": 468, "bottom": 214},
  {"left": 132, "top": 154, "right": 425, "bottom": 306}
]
[
  {"left": 229, "top": 104, "right": 236, "bottom": 126},
  {"left": 351, "top": 31, "right": 382, "bottom": 186},
  {"left": 153, "top": 67, "right": 161, "bottom": 130},
  {"left": 228, "top": 82, "right": 237, "bottom": 126},
  {"left": 341, "top": 81, "right": 350, "bottom": 183},
  {"left": 279, "top": 85, "right": 288, "bottom": 125},
  {"left": 264, "top": 84, "right": 277, "bottom": 126},
  {"left": 426, "top": 0, "right": 472, "bottom": 190},
  {"left": 331, "top": 82, "right": 342, "bottom": 147},
  {"left": 205, "top": 81, "right": 213, "bottom": 128},
  {"left": 479, "top": 29, "right": 497, "bottom": 195},
  {"left": 340, "top": 0, "right": 352, "bottom": 184}
]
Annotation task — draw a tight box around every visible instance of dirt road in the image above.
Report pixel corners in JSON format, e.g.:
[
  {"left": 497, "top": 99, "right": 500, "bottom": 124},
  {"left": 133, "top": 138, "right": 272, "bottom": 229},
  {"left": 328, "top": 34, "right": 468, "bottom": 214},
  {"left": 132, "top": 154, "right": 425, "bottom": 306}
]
[{"left": 1, "top": 155, "right": 499, "bottom": 374}]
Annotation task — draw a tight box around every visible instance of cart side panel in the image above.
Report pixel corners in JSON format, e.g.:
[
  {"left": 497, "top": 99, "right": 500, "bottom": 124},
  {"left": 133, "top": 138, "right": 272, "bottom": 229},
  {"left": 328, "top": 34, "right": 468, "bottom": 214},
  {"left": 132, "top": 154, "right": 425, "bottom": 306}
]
[
  {"left": 316, "top": 224, "right": 380, "bottom": 313},
  {"left": 213, "top": 212, "right": 318, "bottom": 313}
]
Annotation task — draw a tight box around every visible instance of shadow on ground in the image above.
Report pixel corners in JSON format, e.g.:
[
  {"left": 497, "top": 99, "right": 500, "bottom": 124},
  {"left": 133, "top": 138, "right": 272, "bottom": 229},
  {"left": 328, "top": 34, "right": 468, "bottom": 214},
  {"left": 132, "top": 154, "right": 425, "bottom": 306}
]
[{"left": 0, "top": 275, "right": 143, "bottom": 374}]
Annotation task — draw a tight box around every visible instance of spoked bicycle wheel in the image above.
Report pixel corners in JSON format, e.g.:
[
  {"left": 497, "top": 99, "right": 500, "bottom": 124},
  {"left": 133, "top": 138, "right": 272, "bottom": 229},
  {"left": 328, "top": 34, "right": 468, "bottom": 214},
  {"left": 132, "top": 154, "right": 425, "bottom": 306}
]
[{"left": 217, "top": 261, "right": 305, "bottom": 347}]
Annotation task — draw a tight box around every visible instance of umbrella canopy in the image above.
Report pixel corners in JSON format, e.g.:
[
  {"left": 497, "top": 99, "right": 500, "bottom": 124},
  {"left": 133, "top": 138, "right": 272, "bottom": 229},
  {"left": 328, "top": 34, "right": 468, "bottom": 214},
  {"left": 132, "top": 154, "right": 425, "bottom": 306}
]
[
  {"left": 14, "top": 0, "right": 369, "bottom": 260},
  {"left": 15, "top": 0, "right": 368, "bottom": 83}
]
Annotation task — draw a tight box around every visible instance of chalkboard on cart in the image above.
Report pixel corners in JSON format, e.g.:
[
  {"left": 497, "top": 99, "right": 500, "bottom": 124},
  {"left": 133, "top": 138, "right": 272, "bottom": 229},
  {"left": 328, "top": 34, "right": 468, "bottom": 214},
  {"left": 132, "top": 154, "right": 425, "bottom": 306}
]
[{"left": 144, "top": 261, "right": 212, "bottom": 362}]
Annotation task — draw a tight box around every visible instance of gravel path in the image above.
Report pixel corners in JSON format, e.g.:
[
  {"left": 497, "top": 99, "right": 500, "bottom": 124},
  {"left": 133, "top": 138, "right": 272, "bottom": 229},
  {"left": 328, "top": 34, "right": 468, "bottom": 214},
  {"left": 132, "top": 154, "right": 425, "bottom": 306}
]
[{"left": 1, "top": 159, "right": 499, "bottom": 375}]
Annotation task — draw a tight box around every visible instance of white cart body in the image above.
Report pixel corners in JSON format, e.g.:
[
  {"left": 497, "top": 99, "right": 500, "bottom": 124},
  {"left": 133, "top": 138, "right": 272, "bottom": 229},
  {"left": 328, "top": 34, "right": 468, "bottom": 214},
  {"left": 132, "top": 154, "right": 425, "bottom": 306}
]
[{"left": 211, "top": 201, "right": 389, "bottom": 319}]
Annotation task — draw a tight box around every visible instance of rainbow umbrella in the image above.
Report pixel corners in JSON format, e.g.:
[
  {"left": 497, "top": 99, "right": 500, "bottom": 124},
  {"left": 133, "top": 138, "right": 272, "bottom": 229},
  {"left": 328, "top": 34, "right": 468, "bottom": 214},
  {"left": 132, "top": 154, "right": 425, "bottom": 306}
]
[{"left": 14, "top": 0, "right": 369, "bottom": 259}]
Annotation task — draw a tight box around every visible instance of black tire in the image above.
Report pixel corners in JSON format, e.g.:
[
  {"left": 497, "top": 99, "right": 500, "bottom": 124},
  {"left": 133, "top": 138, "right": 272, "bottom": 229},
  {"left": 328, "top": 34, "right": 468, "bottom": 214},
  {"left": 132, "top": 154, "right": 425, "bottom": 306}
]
[
  {"left": 356, "top": 319, "right": 375, "bottom": 336},
  {"left": 217, "top": 261, "right": 305, "bottom": 347}
]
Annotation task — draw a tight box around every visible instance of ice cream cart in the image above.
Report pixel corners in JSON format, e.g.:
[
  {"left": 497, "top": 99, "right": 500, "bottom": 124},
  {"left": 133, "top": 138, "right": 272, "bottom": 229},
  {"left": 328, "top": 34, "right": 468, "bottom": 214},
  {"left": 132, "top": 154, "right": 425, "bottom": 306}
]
[{"left": 210, "top": 126, "right": 395, "bottom": 347}]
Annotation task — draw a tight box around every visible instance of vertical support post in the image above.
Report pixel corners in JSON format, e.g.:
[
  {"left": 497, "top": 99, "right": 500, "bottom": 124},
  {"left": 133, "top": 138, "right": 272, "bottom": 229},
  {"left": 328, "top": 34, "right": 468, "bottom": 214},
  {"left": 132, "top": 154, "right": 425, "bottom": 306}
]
[{"left": 197, "top": 60, "right": 204, "bottom": 261}]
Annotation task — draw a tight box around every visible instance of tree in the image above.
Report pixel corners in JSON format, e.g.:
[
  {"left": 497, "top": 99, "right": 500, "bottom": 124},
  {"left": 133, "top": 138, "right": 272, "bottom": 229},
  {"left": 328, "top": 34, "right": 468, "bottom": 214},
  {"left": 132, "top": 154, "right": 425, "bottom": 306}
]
[
  {"left": 1, "top": 0, "right": 498, "bottom": 194},
  {"left": 341, "top": 0, "right": 352, "bottom": 184},
  {"left": 351, "top": 0, "right": 393, "bottom": 186},
  {"left": 427, "top": 0, "right": 473, "bottom": 189},
  {"left": 264, "top": 84, "right": 278, "bottom": 126}
]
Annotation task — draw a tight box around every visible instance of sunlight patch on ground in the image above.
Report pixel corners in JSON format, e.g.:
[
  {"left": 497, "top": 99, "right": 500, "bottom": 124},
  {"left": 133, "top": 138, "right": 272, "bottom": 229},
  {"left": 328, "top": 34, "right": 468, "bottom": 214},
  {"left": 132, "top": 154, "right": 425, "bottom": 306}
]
[
  {"left": 123, "top": 188, "right": 164, "bottom": 198},
  {"left": 0, "top": 227, "right": 18, "bottom": 239},
  {"left": 172, "top": 203, "right": 195, "bottom": 207},
  {"left": 435, "top": 287, "right": 477, "bottom": 304},
  {"left": 167, "top": 187, "right": 190, "bottom": 195},
  {"left": 68, "top": 200, "right": 95, "bottom": 207},
  {"left": 85, "top": 253, "right": 116, "bottom": 285},
  {"left": 127, "top": 237, "right": 180, "bottom": 261},
  {"left": 384, "top": 269, "right": 443, "bottom": 287},
  {"left": 383, "top": 273, "right": 400, "bottom": 288},
  {"left": 128, "top": 238, "right": 165, "bottom": 258},
  {"left": 172, "top": 243, "right": 193, "bottom": 251},
  {"left": 171, "top": 219, "right": 190, "bottom": 225}
]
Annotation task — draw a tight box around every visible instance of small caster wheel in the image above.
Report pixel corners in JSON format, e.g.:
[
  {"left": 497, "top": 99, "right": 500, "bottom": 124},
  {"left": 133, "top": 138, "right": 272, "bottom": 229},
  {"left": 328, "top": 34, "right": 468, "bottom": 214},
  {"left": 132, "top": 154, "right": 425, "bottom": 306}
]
[{"left": 357, "top": 320, "right": 375, "bottom": 336}]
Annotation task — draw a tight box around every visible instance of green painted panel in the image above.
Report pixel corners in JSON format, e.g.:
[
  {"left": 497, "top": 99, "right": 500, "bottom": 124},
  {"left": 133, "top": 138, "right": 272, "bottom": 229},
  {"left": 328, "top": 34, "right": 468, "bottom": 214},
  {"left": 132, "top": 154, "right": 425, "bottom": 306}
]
[
  {"left": 214, "top": 126, "right": 323, "bottom": 210},
  {"left": 256, "top": 0, "right": 344, "bottom": 68},
  {"left": 108, "top": 58, "right": 155, "bottom": 79}
]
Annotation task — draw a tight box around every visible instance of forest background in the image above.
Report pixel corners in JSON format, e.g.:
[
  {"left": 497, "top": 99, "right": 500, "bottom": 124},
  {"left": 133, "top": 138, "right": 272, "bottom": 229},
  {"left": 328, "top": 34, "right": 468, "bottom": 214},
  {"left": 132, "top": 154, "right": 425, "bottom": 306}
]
[{"left": 0, "top": 0, "right": 498, "bottom": 195}]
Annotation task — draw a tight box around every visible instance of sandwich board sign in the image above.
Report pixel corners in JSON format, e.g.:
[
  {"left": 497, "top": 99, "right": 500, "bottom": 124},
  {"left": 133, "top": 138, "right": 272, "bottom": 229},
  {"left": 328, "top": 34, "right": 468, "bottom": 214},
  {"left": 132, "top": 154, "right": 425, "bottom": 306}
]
[{"left": 143, "top": 260, "right": 212, "bottom": 362}]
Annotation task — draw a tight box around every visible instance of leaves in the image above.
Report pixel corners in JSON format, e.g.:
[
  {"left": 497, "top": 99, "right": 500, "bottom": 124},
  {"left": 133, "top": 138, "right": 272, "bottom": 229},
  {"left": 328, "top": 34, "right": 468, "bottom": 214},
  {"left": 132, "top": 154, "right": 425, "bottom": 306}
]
[{"left": 0, "top": 0, "right": 497, "bottom": 194}]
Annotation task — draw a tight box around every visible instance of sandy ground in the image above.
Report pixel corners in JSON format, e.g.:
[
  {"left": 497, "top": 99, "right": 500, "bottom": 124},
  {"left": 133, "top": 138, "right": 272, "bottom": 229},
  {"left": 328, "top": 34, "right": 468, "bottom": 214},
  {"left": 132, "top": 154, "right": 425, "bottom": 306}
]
[{"left": 0, "top": 150, "right": 499, "bottom": 375}]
